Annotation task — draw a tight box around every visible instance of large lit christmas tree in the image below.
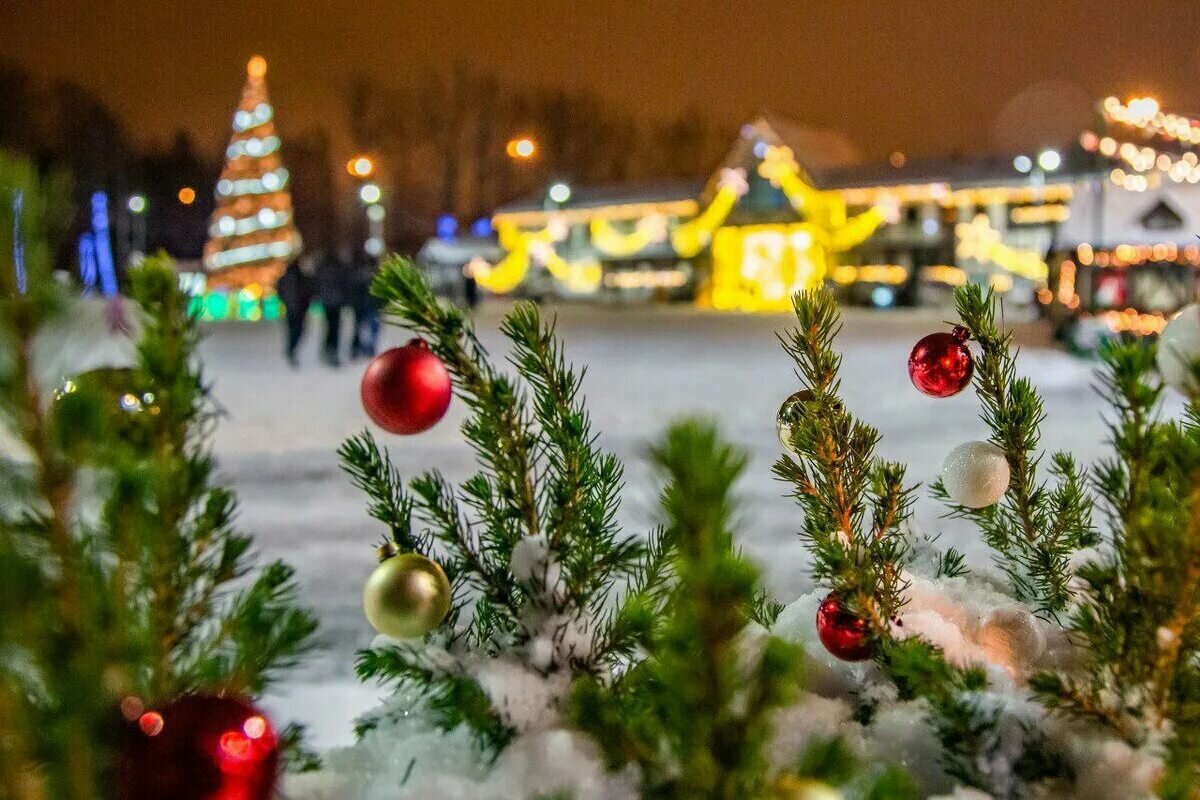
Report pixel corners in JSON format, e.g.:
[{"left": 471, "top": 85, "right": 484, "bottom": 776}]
[{"left": 203, "top": 55, "right": 300, "bottom": 289}]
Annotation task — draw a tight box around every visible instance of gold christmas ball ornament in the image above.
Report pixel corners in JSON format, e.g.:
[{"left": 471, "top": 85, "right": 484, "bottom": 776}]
[
  {"left": 776, "top": 389, "right": 817, "bottom": 452},
  {"left": 362, "top": 547, "right": 451, "bottom": 639}
]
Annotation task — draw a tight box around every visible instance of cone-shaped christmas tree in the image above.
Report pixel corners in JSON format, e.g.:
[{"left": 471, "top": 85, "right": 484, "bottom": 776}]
[{"left": 203, "top": 55, "right": 300, "bottom": 289}]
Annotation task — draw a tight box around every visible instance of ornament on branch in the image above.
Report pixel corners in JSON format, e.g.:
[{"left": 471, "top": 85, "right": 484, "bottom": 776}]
[
  {"left": 361, "top": 338, "right": 452, "bottom": 435},
  {"left": 908, "top": 325, "right": 974, "bottom": 398},
  {"left": 977, "top": 609, "right": 1045, "bottom": 668},
  {"left": 116, "top": 694, "right": 278, "bottom": 800},
  {"left": 776, "top": 388, "right": 815, "bottom": 452},
  {"left": 1157, "top": 303, "right": 1200, "bottom": 395},
  {"left": 815, "top": 591, "right": 873, "bottom": 661},
  {"left": 362, "top": 543, "right": 451, "bottom": 639},
  {"left": 941, "top": 440, "right": 1010, "bottom": 508}
]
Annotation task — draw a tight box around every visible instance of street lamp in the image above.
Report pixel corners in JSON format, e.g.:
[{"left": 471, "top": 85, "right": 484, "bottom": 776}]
[
  {"left": 1012, "top": 155, "right": 1033, "bottom": 174},
  {"left": 1037, "top": 149, "right": 1062, "bottom": 172},
  {"left": 507, "top": 137, "right": 536, "bottom": 160},
  {"left": 548, "top": 182, "right": 571, "bottom": 204},
  {"left": 359, "top": 182, "right": 382, "bottom": 204},
  {"left": 347, "top": 155, "right": 374, "bottom": 178},
  {"left": 127, "top": 194, "right": 147, "bottom": 263}
]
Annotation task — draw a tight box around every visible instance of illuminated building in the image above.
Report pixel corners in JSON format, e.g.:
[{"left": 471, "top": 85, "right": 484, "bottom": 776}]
[{"left": 443, "top": 101, "right": 1200, "bottom": 328}]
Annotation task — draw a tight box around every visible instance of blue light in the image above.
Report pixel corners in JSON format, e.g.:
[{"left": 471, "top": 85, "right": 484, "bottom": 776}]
[
  {"left": 89, "top": 192, "right": 117, "bottom": 297},
  {"left": 12, "top": 190, "right": 25, "bottom": 295},
  {"left": 753, "top": 141, "right": 769, "bottom": 159},
  {"left": 470, "top": 217, "right": 492, "bottom": 238},
  {"left": 78, "top": 232, "right": 97, "bottom": 292},
  {"left": 870, "top": 286, "right": 895, "bottom": 308},
  {"left": 436, "top": 214, "right": 458, "bottom": 240},
  {"left": 921, "top": 218, "right": 939, "bottom": 236}
]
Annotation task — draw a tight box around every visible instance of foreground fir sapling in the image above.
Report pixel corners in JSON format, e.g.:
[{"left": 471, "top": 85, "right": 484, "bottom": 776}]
[
  {"left": 574, "top": 419, "right": 916, "bottom": 800},
  {"left": 0, "top": 174, "right": 317, "bottom": 800},
  {"left": 1031, "top": 339, "right": 1200, "bottom": 794},
  {"left": 346, "top": 257, "right": 673, "bottom": 748}
]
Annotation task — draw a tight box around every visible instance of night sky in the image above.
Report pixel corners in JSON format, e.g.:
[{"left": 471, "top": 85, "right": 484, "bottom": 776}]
[{"left": 5, "top": 1, "right": 1200, "bottom": 164}]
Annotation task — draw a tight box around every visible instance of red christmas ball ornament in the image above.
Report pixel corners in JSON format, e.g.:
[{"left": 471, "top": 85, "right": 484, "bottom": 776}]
[
  {"left": 361, "top": 338, "right": 452, "bottom": 434},
  {"left": 908, "top": 326, "right": 974, "bottom": 398},
  {"left": 117, "top": 694, "right": 278, "bottom": 800},
  {"left": 815, "top": 591, "right": 873, "bottom": 661}
]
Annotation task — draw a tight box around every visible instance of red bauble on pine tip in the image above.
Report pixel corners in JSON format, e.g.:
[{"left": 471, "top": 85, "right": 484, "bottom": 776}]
[
  {"left": 908, "top": 326, "right": 974, "bottom": 398},
  {"left": 816, "top": 591, "right": 873, "bottom": 661},
  {"left": 116, "top": 694, "right": 278, "bottom": 800},
  {"left": 361, "top": 338, "right": 452, "bottom": 435}
]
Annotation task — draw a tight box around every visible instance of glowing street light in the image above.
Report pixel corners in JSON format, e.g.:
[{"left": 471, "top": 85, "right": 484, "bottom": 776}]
[
  {"left": 548, "top": 182, "right": 571, "bottom": 204},
  {"left": 1037, "top": 149, "right": 1062, "bottom": 172},
  {"left": 177, "top": 186, "right": 197, "bottom": 205},
  {"left": 347, "top": 155, "right": 374, "bottom": 178},
  {"left": 1013, "top": 154, "right": 1033, "bottom": 174},
  {"left": 127, "top": 195, "right": 147, "bottom": 214},
  {"left": 359, "top": 182, "right": 382, "bottom": 204},
  {"left": 507, "top": 137, "right": 536, "bottom": 159}
]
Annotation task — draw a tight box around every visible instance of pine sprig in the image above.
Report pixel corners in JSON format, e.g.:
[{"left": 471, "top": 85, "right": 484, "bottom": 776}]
[
  {"left": 773, "top": 288, "right": 912, "bottom": 632},
  {"left": 947, "top": 284, "right": 1096, "bottom": 614}
]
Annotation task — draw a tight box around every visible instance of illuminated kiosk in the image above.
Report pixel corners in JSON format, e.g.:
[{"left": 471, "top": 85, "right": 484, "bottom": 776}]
[{"left": 479, "top": 101, "right": 1200, "bottom": 325}]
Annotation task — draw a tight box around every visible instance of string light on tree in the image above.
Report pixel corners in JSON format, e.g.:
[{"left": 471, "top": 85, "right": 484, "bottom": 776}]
[{"left": 203, "top": 56, "right": 300, "bottom": 289}]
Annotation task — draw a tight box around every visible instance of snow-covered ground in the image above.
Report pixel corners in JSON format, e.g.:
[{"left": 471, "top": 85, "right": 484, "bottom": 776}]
[{"left": 198, "top": 301, "right": 1159, "bottom": 751}]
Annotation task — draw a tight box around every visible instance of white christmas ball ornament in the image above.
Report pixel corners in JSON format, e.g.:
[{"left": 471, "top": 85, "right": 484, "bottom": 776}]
[
  {"left": 977, "top": 609, "right": 1046, "bottom": 667},
  {"left": 941, "top": 441, "right": 1010, "bottom": 508},
  {"left": 1157, "top": 304, "right": 1200, "bottom": 395}
]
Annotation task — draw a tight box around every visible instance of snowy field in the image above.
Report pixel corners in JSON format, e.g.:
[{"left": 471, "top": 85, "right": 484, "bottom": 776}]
[{"left": 198, "top": 301, "right": 1167, "bottom": 751}]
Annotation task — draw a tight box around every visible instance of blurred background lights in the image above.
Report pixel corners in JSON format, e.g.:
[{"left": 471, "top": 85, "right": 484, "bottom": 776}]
[
  {"left": 506, "top": 137, "right": 536, "bottom": 159},
  {"left": 359, "top": 182, "right": 382, "bottom": 204},
  {"left": 247, "top": 55, "right": 267, "bottom": 78},
  {"left": 1012, "top": 154, "right": 1033, "bottom": 173},
  {"left": 548, "top": 182, "right": 571, "bottom": 203},
  {"left": 1037, "top": 149, "right": 1061, "bottom": 171},
  {"left": 177, "top": 186, "right": 196, "bottom": 205},
  {"left": 347, "top": 156, "right": 374, "bottom": 178},
  {"left": 127, "top": 195, "right": 146, "bottom": 214}
]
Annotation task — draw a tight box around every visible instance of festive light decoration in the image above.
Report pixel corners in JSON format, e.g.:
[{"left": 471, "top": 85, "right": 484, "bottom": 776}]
[
  {"left": 362, "top": 545, "right": 452, "bottom": 639},
  {"left": 815, "top": 591, "right": 873, "bottom": 661},
  {"left": 1009, "top": 204, "right": 1070, "bottom": 225},
  {"left": 908, "top": 327, "right": 974, "bottom": 398},
  {"left": 700, "top": 153, "right": 885, "bottom": 311},
  {"left": 589, "top": 215, "right": 668, "bottom": 257},
  {"left": 360, "top": 339, "right": 452, "bottom": 435},
  {"left": 955, "top": 214, "right": 1048, "bottom": 282},
  {"left": 203, "top": 56, "right": 300, "bottom": 289},
  {"left": 941, "top": 440, "right": 1011, "bottom": 508},
  {"left": 472, "top": 220, "right": 603, "bottom": 295},
  {"left": 602, "top": 268, "right": 689, "bottom": 289}
]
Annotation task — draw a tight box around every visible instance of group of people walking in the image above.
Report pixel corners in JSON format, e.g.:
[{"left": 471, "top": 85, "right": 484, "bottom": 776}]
[{"left": 276, "top": 247, "right": 380, "bottom": 368}]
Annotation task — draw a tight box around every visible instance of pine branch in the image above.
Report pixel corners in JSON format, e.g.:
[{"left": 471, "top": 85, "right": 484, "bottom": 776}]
[
  {"left": 338, "top": 431, "right": 422, "bottom": 552},
  {"left": 774, "top": 289, "right": 913, "bottom": 633},
  {"left": 950, "top": 284, "right": 1096, "bottom": 614}
]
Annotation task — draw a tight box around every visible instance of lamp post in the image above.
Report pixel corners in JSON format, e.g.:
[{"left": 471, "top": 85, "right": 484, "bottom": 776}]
[
  {"left": 127, "top": 194, "right": 147, "bottom": 264},
  {"left": 359, "top": 181, "right": 385, "bottom": 258}
]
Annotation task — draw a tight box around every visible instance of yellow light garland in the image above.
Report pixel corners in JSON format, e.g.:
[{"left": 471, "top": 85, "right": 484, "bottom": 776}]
[
  {"left": 590, "top": 215, "right": 667, "bottom": 258},
  {"left": 955, "top": 214, "right": 1048, "bottom": 283}
]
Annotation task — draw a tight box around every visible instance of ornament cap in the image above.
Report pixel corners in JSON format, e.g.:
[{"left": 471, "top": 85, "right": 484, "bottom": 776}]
[
  {"left": 951, "top": 325, "right": 971, "bottom": 342},
  {"left": 376, "top": 542, "right": 398, "bottom": 562},
  {"left": 406, "top": 337, "right": 429, "bottom": 350}
]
